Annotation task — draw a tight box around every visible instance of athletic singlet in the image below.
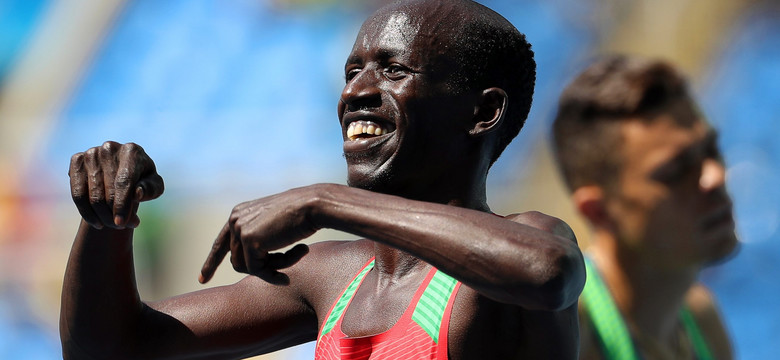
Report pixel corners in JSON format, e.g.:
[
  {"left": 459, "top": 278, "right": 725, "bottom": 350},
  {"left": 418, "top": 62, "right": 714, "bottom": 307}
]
[
  {"left": 314, "top": 258, "right": 462, "bottom": 360},
  {"left": 581, "top": 257, "right": 714, "bottom": 360}
]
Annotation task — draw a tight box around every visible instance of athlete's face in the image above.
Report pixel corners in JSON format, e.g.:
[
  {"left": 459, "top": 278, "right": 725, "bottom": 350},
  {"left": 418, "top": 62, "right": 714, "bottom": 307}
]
[
  {"left": 338, "top": 6, "right": 478, "bottom": 194},
  {"left": 605, "top": 100, "right": 738, "bottom": 270}
]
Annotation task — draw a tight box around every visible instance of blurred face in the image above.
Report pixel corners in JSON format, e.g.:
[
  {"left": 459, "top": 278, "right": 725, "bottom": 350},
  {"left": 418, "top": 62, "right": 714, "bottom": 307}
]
[
  {"left": 605, "top": 100, "right": 738, "bottom": 270},
  {"left": 338, "top": 6, "right": 477, "bottom": 194}
]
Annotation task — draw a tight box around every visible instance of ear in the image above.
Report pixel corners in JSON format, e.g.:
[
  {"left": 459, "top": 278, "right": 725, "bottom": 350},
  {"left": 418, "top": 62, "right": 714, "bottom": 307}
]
[
  {"left": 571, "top": 185, "right": 610, "bottom": 227},
  {"left": 469, "top": 87, "right": 507, "bottom": 137}
]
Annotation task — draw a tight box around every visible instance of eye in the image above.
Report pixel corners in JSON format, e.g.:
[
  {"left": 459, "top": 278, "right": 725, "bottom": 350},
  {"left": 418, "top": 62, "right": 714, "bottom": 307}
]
[
  {"left": 345, "top": 68, "right": 361, "bottom": 82},
  {"left": 704, "top": 139, "right": 725, "bottom": 163},
  {"left": 384, "top": 64, "right": 408, "bottom": 80},
  {"left": 658, "top": 157, "right": 703, "bottom": 186}
]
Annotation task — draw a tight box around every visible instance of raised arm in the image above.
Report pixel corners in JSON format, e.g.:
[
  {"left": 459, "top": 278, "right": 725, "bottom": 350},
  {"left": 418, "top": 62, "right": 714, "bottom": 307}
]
[
  {"left": 60, "top": 142, "right": 319, "bottom": 359},
  {"left": 200, "top": 183, "right": 585, "bottom": 311}
]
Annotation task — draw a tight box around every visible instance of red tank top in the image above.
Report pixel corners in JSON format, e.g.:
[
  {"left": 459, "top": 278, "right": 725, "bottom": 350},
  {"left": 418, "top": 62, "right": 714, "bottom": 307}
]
[{"left": 315, "top": 258, "right": 462, "bottom": 360}]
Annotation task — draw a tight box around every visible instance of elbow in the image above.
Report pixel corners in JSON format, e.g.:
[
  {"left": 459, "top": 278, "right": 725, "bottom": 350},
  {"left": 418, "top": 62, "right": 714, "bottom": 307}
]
[{"left": 524, "top": 244, "right": 586, "bottom": 311}]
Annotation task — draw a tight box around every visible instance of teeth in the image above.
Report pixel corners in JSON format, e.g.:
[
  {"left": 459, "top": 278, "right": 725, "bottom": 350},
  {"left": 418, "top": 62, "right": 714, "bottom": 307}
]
[{"left": 347, "top": 120, "right": 390, "bottom": 140}]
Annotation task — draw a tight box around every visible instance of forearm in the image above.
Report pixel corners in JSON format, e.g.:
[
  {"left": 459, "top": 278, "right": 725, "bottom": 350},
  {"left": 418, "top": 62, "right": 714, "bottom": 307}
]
[
  {"left": 310, "top": 184, "right": 584, "bottom": 310},
  {"left": 60, "top": 220, "right": 145, "bottom": 358}
]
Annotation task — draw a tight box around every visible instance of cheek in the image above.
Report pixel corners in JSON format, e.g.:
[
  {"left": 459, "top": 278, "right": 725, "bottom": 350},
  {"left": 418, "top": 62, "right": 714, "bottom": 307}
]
[
  {"left": 644, "top": 203, "right": 698, "bottom": 247},
  {"left": 609, "top": 185, "right": 675, "bottom": 245}
]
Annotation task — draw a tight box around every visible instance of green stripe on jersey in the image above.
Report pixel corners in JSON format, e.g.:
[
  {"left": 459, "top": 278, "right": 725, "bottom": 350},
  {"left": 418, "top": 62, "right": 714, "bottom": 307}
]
[
  {"left": 412, "top": 270, "right": 458, "bottom": 343},
  {"left": 319, "top": 260, "right": 375, "bottom": 340}
]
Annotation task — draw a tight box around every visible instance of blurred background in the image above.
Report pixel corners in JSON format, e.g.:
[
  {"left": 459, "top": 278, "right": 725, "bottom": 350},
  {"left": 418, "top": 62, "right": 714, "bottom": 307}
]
[{"left": 0, "top": 0, "right": 777, "bottom": 358}]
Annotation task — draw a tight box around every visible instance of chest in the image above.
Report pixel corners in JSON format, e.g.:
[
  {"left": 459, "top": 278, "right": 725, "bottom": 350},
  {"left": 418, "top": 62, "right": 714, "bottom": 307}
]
[{"left": 317, "top": 266, "right": 525, "bottom": 360}]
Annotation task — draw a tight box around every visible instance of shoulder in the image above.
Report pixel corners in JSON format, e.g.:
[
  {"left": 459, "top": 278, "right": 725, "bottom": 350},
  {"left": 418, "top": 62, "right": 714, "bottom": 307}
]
[
  {"left": 684, "top": 283, "right": 733, "bottom": 360},
  {"left": 288, "top": 239, "right": 375, "bottom": 315},
  {"left": 577, "top": 300, "right": 605, "bottom": 360},
  {"left": 448, "top": 287, "right": 581, "bottom": 359},
  {"left": 505, "top": 211, "right": 577, "bottom": 243}
]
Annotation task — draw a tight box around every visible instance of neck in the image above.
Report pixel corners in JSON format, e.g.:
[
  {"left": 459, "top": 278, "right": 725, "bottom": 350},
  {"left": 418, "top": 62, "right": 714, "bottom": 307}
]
[
  {"left": 391, "top": 166, "right": 490, "bottom": 211},
  {"left": 372, "top": 163, "right": 491, "bottom": 279},
  {"left": 589, "top": 230, "right": 699, "bottom": 341}
]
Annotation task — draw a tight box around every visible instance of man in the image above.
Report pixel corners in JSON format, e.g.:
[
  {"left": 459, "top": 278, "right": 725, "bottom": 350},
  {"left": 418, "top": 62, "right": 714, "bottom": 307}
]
[
  {"left": 61, "top": 1, "right": 585, "bottom": 359},
  {"left": 552, "top": 55, "right": 737, "bottom": 360}
]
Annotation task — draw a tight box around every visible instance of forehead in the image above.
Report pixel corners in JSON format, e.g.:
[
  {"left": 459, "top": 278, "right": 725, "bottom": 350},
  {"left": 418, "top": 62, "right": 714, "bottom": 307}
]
[
  {"left": 359, "top": 11, "right": 420, "bottom": 52},
  {"left": 350, "top": 8, "right": 452, "bottom": 64}
]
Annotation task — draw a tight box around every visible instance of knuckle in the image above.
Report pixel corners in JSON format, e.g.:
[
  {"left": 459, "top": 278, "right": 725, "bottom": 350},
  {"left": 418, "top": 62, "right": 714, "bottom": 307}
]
[
  {"left": 229, "top": 207, "right": 241, "bottom": 223},
  {"left": 99, "top": 142, "right": 118, "bottom": 159},
  {"left": 71, "top": 188, "right": 87, "bottom": 203},
  {"left": 115, "top": 168, "right": 133, "bottom": 189},
  {"left": 69, "top": 153, "right": 84, "bottom": 177},
  {"left": 102, "top": 140, "right": 119, "bottom": 150},
  {"left": 123, "top": 142, "right": 144, "bottom": 155},
  {"left": 251, "top": 242, "right": 263, "bottom": 252},
  {"left": 89, "top": 188, "right": 104, "bottom": 204},
  {"left": 70, "top": 152, "right": 84, "bottom": 166},
  {"left": 84, "top": 147, "right": 99, "bottom": 159}
]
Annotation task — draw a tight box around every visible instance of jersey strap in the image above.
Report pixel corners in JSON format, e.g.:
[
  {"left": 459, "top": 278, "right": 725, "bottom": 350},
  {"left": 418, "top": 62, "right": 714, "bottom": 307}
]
[
  {"left": 581, "top": 257, "right": 639, "bottom": 360},
  {"left": 411, "top": 269, "right": 460, "bottom": 343},
  {"left": 583, "top": 257, "right": 714, "bottom": 360},
  {"left": 679, "top": 306, "right": 714, "bottom": 360},
  {"left": 318, "top": 258, "right": 376, "bottom": 341}
]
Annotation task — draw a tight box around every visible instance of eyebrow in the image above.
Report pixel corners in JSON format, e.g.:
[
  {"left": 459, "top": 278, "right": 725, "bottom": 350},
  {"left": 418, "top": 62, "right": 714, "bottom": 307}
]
[{"left": 345, "top": 48, "right": 403, "bottom": 68}]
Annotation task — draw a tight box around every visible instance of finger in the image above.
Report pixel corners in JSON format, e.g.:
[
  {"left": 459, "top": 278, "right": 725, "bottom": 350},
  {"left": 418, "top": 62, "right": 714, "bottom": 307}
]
[
  {"left": 199, "top": 223, "right": 231, "bottom": 284},
  {"left": 113, "top": 145, "right": 143, "bottom": 226},
  {"left": 113, "top": 143, "right": 162, "bottom": 223},
  {"left": 70, "top": 153, "right": 102, "bottom": 229},
  {"left": 127, "top": 213, "right": 141, "bottom": 229},
  {"left": 264, "top": 244, "right": 310, "bottom": 270},
  {"left": 125, "top": 195, "right": 141, "bottom": 228},
  {"left": 244, "top": 242, "right": 268, "bottom": 277},
  {"left": 136, "top": 173, "right": 164, "bottom": 201},
  {"left": 254, "top": 267, "right": 291, "bottom": 286},
  {"left": 84, "top": 147, "right": 116, "bottom": 228},
  {"left": 230, "top": 234, "right": 248, "bottom": 275},
  {"left": 114, "top": 185, "right": 144, "bottom": 227},
  {"left": 251, "top": 245, "right": 308, "bottom": 286},
  {"left": 98, "top": 141, "right": 120, "bottom": 203}
]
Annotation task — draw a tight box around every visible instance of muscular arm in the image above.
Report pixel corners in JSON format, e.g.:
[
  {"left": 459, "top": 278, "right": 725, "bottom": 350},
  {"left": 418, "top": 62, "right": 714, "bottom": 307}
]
[
  {"left": 60, "top": 142, "right": 321, "bottom": 359},
  {"left": 204, "top": 183, "right": 585, "bottom": 311},
  {"left": 60, "top": 222, "right": 321, "bottom": 359},
  {"left": 314, "top": 184, "right": 584, "bottom": 310}
]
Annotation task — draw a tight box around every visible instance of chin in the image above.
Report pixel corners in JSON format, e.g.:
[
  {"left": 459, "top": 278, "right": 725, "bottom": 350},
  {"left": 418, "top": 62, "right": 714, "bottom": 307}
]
[
  {"left": 346, "top": 165, "right": 395, "bottom": 193},
  {"left": 704, "top": 232, "right": 740, "bottom": 266}
]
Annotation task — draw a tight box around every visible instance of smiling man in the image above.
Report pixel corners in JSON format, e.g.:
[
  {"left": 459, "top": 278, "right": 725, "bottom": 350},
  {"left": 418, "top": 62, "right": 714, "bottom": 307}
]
[
  {"left": 60, "top": 1, "right": 585, "bottom": 359},
  {"left": 552, "top": 55, "right": 737, "bottom": 360}
]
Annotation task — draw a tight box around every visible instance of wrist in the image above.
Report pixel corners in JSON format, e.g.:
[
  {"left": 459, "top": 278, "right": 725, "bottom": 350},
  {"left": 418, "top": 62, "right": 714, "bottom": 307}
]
[{"left": 306, "top": 183, "right": 342, "bottom": 230}]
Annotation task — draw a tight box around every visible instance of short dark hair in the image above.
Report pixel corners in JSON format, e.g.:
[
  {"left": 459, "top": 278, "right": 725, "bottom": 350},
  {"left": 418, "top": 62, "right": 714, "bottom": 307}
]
[
  {"left": 552, "top": 54, "right": 691, "bottom": 192},
  {"left": 446, "top": 1, "right": 535, "bottom": 165}
]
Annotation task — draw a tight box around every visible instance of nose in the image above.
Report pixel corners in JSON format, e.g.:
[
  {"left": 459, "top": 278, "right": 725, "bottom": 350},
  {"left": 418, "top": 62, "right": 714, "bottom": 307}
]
[
  {"left": 340, "top": 68, "right": 381, "bottom": 112},
  {"left": 700, "top": 158, "right": 726, "bottom": 192}
]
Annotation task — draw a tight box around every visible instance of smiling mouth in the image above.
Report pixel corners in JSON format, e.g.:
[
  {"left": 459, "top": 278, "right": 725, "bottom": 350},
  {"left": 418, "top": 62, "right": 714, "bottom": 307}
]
[{"left": 346, "top": 120, "right": 392, "bottom": 141}]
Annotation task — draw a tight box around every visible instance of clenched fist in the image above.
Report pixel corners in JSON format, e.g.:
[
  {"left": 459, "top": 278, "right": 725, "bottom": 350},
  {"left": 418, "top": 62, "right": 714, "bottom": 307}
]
[{"left": 69, "top": 141, "right": 164, "bottom": 230}]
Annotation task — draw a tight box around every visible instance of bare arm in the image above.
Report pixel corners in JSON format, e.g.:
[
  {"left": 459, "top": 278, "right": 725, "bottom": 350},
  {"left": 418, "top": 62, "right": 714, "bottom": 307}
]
[
  {"left": 60, "top": 142, "right": 318, "bottom": 359},
  {"left": 201, "top": 183, "right": 585, "bottom": 311}
]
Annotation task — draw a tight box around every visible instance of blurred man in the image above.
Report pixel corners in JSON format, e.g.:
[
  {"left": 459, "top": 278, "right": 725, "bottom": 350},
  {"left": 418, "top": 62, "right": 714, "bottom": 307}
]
[
  {"left": 552, "top": 55, "right": 737, "bottom": 360},
  {"left": 60, "top": 1, "right": 585, "bottom": 359}
]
